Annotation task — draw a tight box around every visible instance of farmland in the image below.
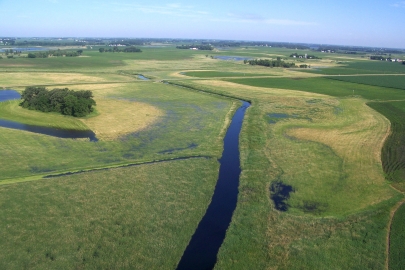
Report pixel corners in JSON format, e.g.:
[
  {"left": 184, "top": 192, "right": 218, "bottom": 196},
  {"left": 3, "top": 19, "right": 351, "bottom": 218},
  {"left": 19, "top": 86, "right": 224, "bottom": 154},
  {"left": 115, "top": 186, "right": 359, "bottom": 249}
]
[{"left": 0, "top": 44, "right": 404, "bottom": 269}]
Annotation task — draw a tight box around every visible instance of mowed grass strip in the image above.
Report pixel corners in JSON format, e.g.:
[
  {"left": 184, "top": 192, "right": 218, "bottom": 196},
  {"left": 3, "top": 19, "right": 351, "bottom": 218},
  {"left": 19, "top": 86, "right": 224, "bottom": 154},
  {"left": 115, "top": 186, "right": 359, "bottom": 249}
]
[
  {"left": 389, "top": 202, "right": 405, "bottom": 270},
  {"left": 224, "top": 77, "right": 405, "bottom": 100},
  {"left": 0, "top": 159, "right": 219, "bottom": 270}
]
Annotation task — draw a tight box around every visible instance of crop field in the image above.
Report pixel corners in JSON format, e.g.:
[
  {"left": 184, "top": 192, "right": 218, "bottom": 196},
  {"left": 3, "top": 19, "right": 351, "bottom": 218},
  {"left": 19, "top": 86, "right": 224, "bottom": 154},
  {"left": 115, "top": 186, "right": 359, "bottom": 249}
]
[
  {"left": 367, "top": 101, "right": 405, "bottom": 191},
  {"left": 224, "top": 77, "right": 405, "bottom": 100},
  {"left": 1, "top": 45, "right": 405, "bottom": 269},
  {"left": 300, "top": 60, "right": 405, "bottom": 75},
  {"left": 389, "top": 202, "right": 405, "bottom": 270},
  {"left": 327, "top": 75, "right": 405, "bottom": 90}
]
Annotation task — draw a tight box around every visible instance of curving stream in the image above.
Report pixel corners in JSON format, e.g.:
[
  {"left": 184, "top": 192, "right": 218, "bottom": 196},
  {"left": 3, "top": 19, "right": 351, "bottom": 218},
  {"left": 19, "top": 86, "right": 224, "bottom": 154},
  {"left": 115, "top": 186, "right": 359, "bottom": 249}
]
[
  {"left": 0, "top": 90, "right": 98, "bottom": 141},
  {"left": 177, "top": 101, "right": 250, "bottom": 270}
]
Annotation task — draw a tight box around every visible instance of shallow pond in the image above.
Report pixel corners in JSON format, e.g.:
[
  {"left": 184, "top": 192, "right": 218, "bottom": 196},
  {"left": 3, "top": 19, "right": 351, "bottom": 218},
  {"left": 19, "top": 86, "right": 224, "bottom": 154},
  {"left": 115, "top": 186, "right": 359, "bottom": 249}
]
[
  {"left": 214, "top": 55, "right": 251, "bottom": 61},
  {"left": 0, "top": 47, "right": 49, "bottom": 52},
  {"left": 0, "top": 90, "right": 98, "bottom": 141},
  {"left": 137, "top": 75, "right": 150, "bottom": 80}
]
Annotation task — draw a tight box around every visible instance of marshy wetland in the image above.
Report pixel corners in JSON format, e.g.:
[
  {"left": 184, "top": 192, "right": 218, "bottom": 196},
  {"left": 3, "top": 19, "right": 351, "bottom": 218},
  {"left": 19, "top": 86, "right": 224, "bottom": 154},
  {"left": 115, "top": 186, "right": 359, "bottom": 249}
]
[{"left": 0, "top": 44, "right": 404, "bottom": 269}]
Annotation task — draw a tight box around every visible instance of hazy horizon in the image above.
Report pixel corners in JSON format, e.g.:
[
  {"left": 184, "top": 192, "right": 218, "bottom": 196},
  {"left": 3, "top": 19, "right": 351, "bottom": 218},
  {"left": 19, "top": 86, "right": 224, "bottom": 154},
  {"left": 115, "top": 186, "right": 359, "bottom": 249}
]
[{"left": 1, "top": 0, "right": 404, "bottom": 49}]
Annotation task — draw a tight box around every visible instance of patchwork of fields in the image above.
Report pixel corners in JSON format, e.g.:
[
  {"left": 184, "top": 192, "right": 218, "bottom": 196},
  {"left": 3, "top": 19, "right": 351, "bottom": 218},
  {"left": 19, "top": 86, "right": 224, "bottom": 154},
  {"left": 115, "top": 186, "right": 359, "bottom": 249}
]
[{"left": 0, "top": 45, "right": 404, "bottom": 269}]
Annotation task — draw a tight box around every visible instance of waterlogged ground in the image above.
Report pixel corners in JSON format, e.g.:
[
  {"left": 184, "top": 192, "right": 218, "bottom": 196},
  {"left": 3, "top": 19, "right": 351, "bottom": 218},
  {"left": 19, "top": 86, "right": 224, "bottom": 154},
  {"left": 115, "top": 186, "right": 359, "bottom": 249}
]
[{"left": 0, "top": 82, "right": 232, "bottom": 181}]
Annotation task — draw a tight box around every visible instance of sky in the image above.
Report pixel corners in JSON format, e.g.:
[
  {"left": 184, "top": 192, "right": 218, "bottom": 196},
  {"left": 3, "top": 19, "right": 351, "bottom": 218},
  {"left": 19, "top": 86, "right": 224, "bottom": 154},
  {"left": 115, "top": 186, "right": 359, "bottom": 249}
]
[{"left": 1, "top": 0, "right": 405, "bottom": 48}]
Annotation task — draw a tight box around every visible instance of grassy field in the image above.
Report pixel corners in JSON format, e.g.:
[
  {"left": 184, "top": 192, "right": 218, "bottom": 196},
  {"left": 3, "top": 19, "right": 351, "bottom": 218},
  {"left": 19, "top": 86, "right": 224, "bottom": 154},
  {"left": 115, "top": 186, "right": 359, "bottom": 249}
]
[
  {"left": 1, "top": 45, "right": 404, "bottom": 269},
  {"left": 0, "top": 159, "right": 219, "bottom": 269},
  {"left": 389, "top": 202, "right": 405, "bottom": 270}
]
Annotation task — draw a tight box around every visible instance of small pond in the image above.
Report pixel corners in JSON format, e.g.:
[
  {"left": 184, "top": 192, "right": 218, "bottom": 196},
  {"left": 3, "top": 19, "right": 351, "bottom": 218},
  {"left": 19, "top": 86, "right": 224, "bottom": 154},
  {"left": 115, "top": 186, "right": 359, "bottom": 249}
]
[
  {"left": 0, "top": 47, "right": 49, "bottom": 52},
  {"left": 0, "top": 90, "right": 98, "bottom": 141},
  {"left": 214, "top": 55, "right": 252, "bottom": 61},
  {"left": 138, "top": 75, "right": 150, "bottom": 80}
]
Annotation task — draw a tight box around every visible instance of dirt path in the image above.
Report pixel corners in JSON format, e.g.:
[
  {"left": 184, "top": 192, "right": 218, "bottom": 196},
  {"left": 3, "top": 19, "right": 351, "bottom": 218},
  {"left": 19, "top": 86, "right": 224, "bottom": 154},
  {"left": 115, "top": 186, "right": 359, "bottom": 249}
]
[{"left": 386, "top": 197, "right": 405, "bottom": 270}]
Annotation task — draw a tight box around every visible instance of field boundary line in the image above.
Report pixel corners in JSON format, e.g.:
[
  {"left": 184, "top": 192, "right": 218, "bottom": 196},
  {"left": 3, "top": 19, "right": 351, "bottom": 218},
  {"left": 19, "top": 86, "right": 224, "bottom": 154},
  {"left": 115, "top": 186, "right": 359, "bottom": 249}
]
[{"left": 0, "top": 155, "right": 213, "bottom": 186}]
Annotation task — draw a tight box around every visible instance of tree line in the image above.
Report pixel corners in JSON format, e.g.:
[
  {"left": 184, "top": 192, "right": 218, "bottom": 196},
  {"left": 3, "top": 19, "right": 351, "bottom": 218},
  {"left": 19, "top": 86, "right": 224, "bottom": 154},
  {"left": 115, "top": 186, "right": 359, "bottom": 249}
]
[
  {"left": 20, "top": 87, "right": 96, "bottom": 117},
  {"left": 27, "top": 49, "right": 83, "bottom": 58},
  {"left": 244, "top": 58, "right": 296, "bottom": 68},
  {"left": 176, "top": 44, "right": 214, "bottom": 50},
  {"left": 98, "top": 46, "right": 142, "bottom": 53}
]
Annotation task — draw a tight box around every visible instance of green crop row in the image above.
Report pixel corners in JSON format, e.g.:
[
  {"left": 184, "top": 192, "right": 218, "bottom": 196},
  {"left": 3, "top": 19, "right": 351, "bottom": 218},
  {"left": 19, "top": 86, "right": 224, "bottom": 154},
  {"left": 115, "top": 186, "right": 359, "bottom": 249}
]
[{"left": 367, "top": 101, "right": 405, "bottom": 186}]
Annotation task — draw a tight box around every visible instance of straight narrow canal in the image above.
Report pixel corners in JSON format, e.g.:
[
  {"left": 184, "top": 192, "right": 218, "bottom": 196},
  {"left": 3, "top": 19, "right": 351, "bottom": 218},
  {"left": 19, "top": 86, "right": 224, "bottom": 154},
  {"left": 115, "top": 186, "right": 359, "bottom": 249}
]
[
  {"left": 177, "top": 101, "right": 250, "bottom": 270},
  {"left": 0, "top": 90, "right": 98, "bottom": 141}
]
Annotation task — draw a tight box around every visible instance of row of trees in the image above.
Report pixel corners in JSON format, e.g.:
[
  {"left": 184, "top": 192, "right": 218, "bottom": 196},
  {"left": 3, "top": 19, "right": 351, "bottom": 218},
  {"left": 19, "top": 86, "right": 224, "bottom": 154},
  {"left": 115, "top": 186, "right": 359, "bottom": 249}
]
[
  {"left": 20, "top": 87, "right": 96, "bottom": 117},
  {"left": 99, "top": 46, "right": 142, "bottom": 53},
  {"left": 27, "top": 49, "right": 82, "bottom": 58},
  {"left": 176, "top": 44, "right": 214, "bottom": 50},
  {"left": 244, "top": 58, "right": 296, "bottom": 68}
]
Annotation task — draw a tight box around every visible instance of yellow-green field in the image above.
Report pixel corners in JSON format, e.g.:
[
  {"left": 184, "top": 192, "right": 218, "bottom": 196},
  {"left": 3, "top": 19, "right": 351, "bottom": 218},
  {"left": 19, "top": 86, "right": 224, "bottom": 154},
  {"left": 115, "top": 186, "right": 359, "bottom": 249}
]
[{"left": 0, "top": 45, "right": 404, "bottom": 269}]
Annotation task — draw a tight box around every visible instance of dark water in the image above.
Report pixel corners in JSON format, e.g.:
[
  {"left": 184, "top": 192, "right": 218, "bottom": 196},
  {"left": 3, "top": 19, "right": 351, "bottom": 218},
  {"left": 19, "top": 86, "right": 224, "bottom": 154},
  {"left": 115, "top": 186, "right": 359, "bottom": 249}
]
[
  {"left": 0, "top": 90, "right": 98, "bottom": 141},
  {"left": 0, "top": 90, "right": 21, "bottom": 101},
  {"left": 269, "top": 181, "right": 294, "bottom": 211},
  {"left": 176, "top": 101, "right": 250, "bottom": 270}
]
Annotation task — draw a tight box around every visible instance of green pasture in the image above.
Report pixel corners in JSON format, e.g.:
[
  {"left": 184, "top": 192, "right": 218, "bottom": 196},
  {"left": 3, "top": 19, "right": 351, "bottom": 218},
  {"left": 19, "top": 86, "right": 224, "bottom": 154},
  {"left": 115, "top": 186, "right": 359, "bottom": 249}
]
[
  {"left": 0, "top": 159, "right": 218, "bottom": 269},
  {"left": 327, "top": 75, "right": 405, "bottom": 90},
  {"left": 389, "top": 202, "right": 405, "bottom": 270},
  {"left": 225, "top": 77, "right": 405, "bottom": 100}
]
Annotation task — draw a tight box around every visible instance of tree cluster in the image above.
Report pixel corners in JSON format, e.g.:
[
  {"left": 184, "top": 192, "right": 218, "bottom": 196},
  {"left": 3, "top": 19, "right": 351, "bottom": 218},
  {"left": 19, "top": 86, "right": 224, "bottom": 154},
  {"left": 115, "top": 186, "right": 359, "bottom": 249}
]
[
  {"left": 98, "top": 46, "right": 142, "bottom": 53},
  {"left": 27, "top": 49, "right": 82, "bottom": 58},
  {"left": 176, "top": 44, "right": 214, "bottom": 50},
  {"left": 4, "top": 49, "right": 22, "bottom": 55},
  {"left": 20, "top": 87, "right": 96, "bottom": 117},
  {"left": 289, "top": 53, "right": 320, "bottom": 59},
  {"left": 244, "top": 58, "right": 296, "bottom": 68}
]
